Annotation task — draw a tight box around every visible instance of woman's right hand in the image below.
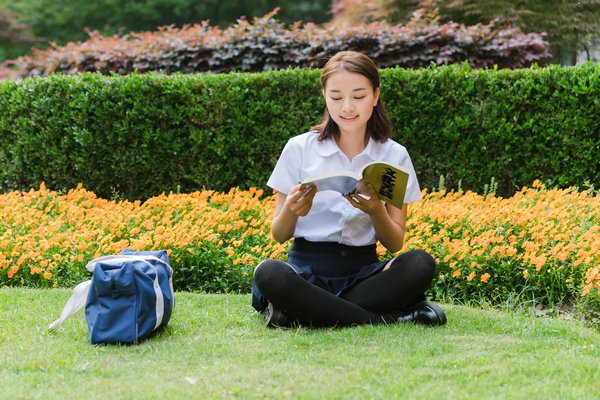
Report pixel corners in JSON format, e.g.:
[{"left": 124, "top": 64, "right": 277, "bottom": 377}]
[
  {"left": 271, "top": 184, "right": 316, "bottom": 243},
  {"left": 282, "top": 184, "right": 316, "bottom": 217}
]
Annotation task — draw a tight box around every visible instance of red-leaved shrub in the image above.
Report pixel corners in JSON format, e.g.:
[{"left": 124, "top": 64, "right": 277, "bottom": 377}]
[{"left": 0, "top": 8, "right": 550, "bottom": 78}]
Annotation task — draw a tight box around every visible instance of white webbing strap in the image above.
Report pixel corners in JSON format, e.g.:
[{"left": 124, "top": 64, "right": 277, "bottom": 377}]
[
  {"left": 149, "top": 262, "right": 164, "bottom": 330},
  {"left": 48, "top": 280, "right": 92, "bottom": 330}
]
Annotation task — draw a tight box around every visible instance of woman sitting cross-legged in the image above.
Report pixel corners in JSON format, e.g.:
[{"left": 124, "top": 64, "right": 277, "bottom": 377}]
[{"left": 252, "top": 51, "right": 447, "bottom": 328}]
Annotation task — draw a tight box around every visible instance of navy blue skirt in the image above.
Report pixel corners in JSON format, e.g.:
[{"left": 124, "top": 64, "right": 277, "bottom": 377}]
[{"left": 252, "top": 238, "right": 389, "bottom": 312}]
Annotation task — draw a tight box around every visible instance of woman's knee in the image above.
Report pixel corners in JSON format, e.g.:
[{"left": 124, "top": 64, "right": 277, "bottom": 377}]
[
  {"left": 389, "top": 249, "right": 436, "bottom": 282},
  {"left": 253, "top": 259, "right": 296, "bottom": 293},
  {"left": 412, "top": 249, "right": 436, "bottom": 278}
]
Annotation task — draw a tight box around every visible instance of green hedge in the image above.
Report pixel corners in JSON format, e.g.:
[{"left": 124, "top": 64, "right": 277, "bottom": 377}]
[
  {"left": 387, "top": 63, "right": 600, "bottom": 196},
  {"left": 1, "top": 63, "right": 598, "bottom": 200}
]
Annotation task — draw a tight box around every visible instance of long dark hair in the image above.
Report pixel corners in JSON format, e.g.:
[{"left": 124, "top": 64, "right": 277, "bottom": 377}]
[{"left": 311, "top": 51, "right": 392, "bottom": 143}]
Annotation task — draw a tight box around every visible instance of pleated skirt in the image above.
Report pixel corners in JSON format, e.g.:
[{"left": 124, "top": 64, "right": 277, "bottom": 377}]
[{"left": 252, "top": 237, "right": 388, "bottom": 312}]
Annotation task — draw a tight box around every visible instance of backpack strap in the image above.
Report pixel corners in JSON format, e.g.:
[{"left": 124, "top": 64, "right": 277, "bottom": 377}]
[
  {"left": 48, "top": 280, "right": 92, "bottom": 330},
  {"left": 86, "top": 254, "right": 171, "bottom": 272}
]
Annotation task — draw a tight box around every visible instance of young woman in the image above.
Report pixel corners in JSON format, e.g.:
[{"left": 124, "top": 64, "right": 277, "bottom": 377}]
[{"left": 252, "top": 51, "right": 446, "bottom": 328}]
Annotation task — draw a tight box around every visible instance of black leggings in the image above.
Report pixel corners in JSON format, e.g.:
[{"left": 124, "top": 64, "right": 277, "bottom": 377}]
[{"left": 253, "top": 250, "right": 435, "bottom": 327}]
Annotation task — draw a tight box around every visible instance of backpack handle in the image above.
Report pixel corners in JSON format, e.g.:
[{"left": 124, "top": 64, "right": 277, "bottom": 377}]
[{"left": 85, "top": 254, "right": 172, "bottom": 272}]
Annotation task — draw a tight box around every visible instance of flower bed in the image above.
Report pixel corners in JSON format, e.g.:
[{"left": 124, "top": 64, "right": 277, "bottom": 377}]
[
  {"left": 0, "top": 182, "right": 598, "bottom": 312},
  {"left": 406, "top": 181, "right": 600, "bottom": 308}
]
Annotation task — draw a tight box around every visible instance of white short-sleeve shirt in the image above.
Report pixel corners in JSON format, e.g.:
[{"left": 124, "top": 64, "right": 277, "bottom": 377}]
[{"left": 267, "top": 131, "right": 422, "bottom": 246}]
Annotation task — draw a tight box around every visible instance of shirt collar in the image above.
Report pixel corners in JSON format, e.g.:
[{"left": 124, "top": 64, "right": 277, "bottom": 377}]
[
  {"left": 316, "top": 136, "right": 380, "bottom": 161},
  {"left": 362, "top": 138, "right": 380, "bottom": 161},
  {"left": 315, "top": 137, "right": 339, "bottom": 157}
]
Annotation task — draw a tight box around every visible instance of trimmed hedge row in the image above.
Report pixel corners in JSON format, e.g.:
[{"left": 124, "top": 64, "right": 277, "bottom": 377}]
[
  {"left": 0, "top": 63, "right": 598, "bottom": 200},
  {"left": 0, "top": 70, "right": 322, "bottom": 200}
]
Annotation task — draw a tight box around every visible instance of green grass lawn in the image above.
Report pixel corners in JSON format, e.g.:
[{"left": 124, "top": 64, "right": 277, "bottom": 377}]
[{"left": 1, "top": 287, "right": 599, "bottom": 399}]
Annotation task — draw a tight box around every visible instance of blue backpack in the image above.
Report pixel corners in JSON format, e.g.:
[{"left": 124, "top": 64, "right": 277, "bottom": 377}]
[{"left": 49, "top": 249, "right": 174, "bottom": 344}]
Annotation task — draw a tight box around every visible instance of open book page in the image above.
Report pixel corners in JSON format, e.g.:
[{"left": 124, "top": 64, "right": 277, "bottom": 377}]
[
  {"left": 299, "top": 161, "right": 409, "bottom": 208},
  {"left": 300, "top": 171, "right": 360, "bottom": 194}
]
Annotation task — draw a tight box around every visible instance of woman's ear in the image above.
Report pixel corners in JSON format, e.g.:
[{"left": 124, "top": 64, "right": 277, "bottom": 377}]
[{"left": 373, "top": 87, "right": 380, "bottom": 107}]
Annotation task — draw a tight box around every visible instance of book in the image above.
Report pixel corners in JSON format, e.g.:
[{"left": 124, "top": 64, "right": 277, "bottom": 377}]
[{"left": 299, "top": 161, "right": 409, "bottom": 209}]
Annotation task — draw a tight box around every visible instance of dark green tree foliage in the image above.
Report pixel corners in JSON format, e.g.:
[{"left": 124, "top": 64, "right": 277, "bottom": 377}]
[
  {"left": 0, "top": 0, "right": 331, "bottom": 47},
  {"left": 378, "top": 0, "right": 600, "bottom": 64},
  {"left": 0, "top": 10, "right": 38, "bottom": 45},
  {"left": 0, "top": 10, "right": 41, "bottom": 61}
]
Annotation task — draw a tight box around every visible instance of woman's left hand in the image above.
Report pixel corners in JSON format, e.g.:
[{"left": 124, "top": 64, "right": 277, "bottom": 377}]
[{"left": 343, "top": 182, "right": 386, "bottom": 216}]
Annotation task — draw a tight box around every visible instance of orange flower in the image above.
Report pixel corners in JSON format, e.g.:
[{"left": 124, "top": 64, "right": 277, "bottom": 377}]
[
  {"left": 506, "top": 246, "right": 517, "bottom": 257},
  {"left": 270, "top": 247, "right": 285, "bottom": 259},
  {"left": 480, "top": 273, "right": 491, "bottom": 283},
  {"left": 466, "top": 272, "right": 476, "bottom": 281},
  {"left": 7, "top": 266, "right": 18, "bottom": 279},
  {"left": 531, "top": 255, "right": 547, "bottom": 271}
]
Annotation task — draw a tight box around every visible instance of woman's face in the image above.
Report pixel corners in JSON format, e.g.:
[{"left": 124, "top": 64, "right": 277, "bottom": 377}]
[{"left": 323, "top": 69, "right": 380, "bottom": 137}]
